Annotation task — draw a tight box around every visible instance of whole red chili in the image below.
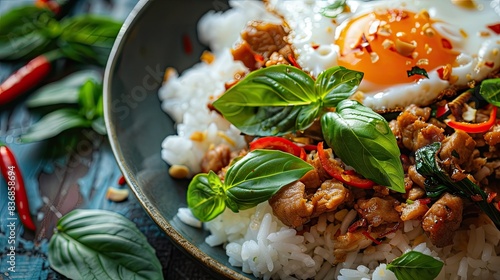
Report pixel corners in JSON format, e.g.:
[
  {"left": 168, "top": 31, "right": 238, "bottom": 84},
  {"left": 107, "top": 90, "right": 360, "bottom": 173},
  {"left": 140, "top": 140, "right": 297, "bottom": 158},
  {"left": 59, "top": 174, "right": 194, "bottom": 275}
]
[
  {"left": 0, "top": 50, "right": 63, "bottom": 106},
  {"left": 0, "top": 143, "right": 36, "bottom": 231}
]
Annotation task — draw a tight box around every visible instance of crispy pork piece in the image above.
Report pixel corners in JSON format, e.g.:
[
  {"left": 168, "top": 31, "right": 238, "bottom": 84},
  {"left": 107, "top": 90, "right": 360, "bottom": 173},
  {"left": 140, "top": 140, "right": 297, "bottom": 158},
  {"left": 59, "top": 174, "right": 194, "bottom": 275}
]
[
  {"left": 240, "top": 21, "right": 289, "bottom": 59},
  {"left": 439, "top": 130, "right": 476, "bottom": 167},
  {"left": 269, "top": 179, "right": 350, "bottom": 228},
  {"left": 422, "top": 193, "right": 463, "bottom": 247},
  {"left": 484, "top": 124, "right": 500, "bottom": 146},
  {"left": 310, "top": 180, "right": 351, "bottom": 216},
  {"left": 200, "top": 144, "right": 231, "bottom": 174},
  {"left": 399, "top": 114, "right": 445, "bottom": 152},
  {"left": 269, "top": 181, "right": 314, "bottom": 228},
  {"left": 398, "top": 199, "right": 429, "bottom": 221},
  {"left": 355, "top": 197, "right": 401, "bottom": 227}
]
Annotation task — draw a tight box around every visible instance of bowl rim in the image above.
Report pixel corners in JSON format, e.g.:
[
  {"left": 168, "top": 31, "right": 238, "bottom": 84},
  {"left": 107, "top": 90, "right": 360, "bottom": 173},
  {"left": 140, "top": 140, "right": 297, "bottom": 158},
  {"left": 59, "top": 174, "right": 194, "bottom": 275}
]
[{"left": 103, "top": 1, "right": 249, "bottom": 279}]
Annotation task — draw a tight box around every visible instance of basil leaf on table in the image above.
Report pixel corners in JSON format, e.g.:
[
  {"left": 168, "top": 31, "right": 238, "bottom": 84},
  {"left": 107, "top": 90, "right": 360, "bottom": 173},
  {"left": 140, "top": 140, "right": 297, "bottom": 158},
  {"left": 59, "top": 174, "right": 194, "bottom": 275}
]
[
  {"left": 187, "top": 150, "right": 313, "bottom": 221},
  {"left": 20, "top": 108, "right": 91, "bottom": 143},
  {"left": 479, "top": 78, "right": 500, "bottom": 106},
  {"left": 387, "top": 251, "right": 443, "bottom": 280},
  {"left": 26, "top": 70, "right": 102, "bottom": 108},
  {"left": 48, "top": 209, "right": 163, "bottom": 280},
  {"left": 415, "top": 142, "right": 500, "bottom": 229},
  {"left": 59, "top": 15, "right": 122, "bottom": 66},
  {"left": 321, "top": 99, "right": 405, "bottom": 192},
  {"left": 213, "top": 65, "right": 363, "bottom": 136},
  {"left": 0, "top": 6, "right": 60, "bottom": 60}
]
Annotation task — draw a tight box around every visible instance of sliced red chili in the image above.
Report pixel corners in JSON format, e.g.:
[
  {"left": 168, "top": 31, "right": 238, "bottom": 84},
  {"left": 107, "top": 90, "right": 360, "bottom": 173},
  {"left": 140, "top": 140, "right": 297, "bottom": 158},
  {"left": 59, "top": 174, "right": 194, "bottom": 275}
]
[
  {"left": 348, "top": 218, "right": 367, "bottom": 233},
  {"left": 447, "top": 105, "right": 497, "bottom": 134},
  {"left": 250, "top": 136, "right": 305, "bottom": 160},
  {"left": 441, "top": 38, "right": 453, "bottom": 49},
  {"left": 435, "top": 104, "right": 451, "bottom": 119},
  {"left": 317, "top": 142, "right": 375, "bottom": 189},
  {"left": 0, "top": 143, "right": 36, "bottom": 231},
  {"left": 487, "top": 23, "right": 500, "bottom": 35},
  {"left": 118, "top": 175, "right": 126, "bottom": 186},
  {"left": 487, "top": 191, "right": 497, "bottom": 203},
  {"left": 287, "top": 53, "right": 301, "bottom": 68},
  {"left": 362, "top": 231, "right": 382, "bottom": 245},
  {"left": 182, "top": 33, "right": 193, "bottom": 55}
]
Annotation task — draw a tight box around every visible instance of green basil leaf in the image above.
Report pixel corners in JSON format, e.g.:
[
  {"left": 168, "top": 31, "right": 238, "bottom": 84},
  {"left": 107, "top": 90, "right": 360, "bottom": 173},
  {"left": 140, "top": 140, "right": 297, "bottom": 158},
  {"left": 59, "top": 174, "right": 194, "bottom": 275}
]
[
  {"left": 26, "top": 70, "right": 102, "bottom": 108},
  {"left": 479, "top": 78, "right": 500, "bottom": 107},
  {"left": 48, "top": 209, "right": 163, "bottom": 280},
  {"left": 187, "top": 171, "right": 226, "bottom": 222},
  {"left": 213, "top": 65, "right": 317, "bottom": 136},
  {"left": 224, "top": 149, "right": 313, "bottom": 210},
  {"left": 320, "top": 0, "right": 347, "bottom": 18},
  {"left": 321, "top": 100, "right": 404, "bottom": 192},
  {"left": 78, "top": 79, "right": 102, "bottom": 120},
  {"left": 213, "top": 65, "right": 362, "bottom": 136},
  {"left": 92, "top": 117, "right": 107, "bottom": 135},
  {"left": 0, "top": 6, "right": 59, "bottom": 60},
  {"left": 406, "top": 66, "right": 429, "bottom": 78},
  {"left": 315, "top": 66, "right": 363, "bottom": 108},
  {"left": 20, "top": 108, "right": 91, "bottom": 142},
  {"left": 59, "top": 15, "right": 121, "bottom": 66},
  {"left": 415, "top": 142, "right": 500, "bottom": 229},
  {"left": 387, "top": 251, "right": 443, "bottom": 280}
]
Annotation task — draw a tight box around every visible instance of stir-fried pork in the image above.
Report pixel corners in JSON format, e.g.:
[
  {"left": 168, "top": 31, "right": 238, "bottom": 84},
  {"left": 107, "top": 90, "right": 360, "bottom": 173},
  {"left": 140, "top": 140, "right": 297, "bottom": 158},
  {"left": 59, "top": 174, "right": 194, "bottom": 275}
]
[
  {"left": 439, "top": 130, "right": 476, "bottom": 168},
  {"left": 422, "top": 193, "right": 464, "bottom": 247},
  {"left": 356, "top": 197, "right": 401, "bottom": 227},
  {"left": 390, "top": 105, "right": 445, "bottom": 151},
  {"left": 269, "top": 179, "right": 350, "bottom": 228},
  {"left": 200, "top": 144, "right": 232, "bottom": 174}
]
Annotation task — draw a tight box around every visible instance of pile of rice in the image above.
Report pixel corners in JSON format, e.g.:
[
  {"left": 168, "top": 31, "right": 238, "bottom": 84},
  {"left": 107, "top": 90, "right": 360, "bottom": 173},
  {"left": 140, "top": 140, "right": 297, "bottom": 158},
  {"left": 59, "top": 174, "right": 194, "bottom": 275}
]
[{"left": 159, "top": 1, "right": 500, "bottom": 279}]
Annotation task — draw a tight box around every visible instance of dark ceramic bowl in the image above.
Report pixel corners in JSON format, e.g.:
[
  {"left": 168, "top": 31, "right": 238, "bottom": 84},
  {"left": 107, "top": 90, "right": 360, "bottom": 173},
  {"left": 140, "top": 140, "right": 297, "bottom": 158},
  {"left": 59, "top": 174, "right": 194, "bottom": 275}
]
[{"left": 103, "top": 0, "right": 250, "bottom": 279}]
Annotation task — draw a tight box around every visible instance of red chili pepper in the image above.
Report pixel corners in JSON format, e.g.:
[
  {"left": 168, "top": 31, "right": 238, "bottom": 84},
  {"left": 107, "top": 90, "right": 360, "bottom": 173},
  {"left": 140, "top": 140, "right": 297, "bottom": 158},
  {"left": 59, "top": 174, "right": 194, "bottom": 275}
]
[
  {"left": 35, "top": 0, "right": 77, "bottom": 16},
  {"left": 0, "top": 50, "right": 63, "bottom": 106},
  {"left": 0, "top": 143, "right": 36, "bottom": 231},
  {"left": 435, "top": 104, "right": 451, "bottom": 119},
  {"left": 447, "top": 105, "right": 497, "bottom": 134},
  {"left": 118, "top": 175, "right": 126, "bottom": 186},
  {"left": 249, "top": 136, "right": 307, "bottom": 160},
  {"left": 488, "top": 23, "right": 500, "bottom": 35},
  {"left": 287, "top": 53, "right": 301, "bottom": 68},
  {"left": 182, "top": 33, "right": 193, "bottom": 55},
  {"left": 317, "top": 142, "right": 375, "bottom": 189},
  {"left": 362, "top": 231, "right": 382, "bottom": 245}
]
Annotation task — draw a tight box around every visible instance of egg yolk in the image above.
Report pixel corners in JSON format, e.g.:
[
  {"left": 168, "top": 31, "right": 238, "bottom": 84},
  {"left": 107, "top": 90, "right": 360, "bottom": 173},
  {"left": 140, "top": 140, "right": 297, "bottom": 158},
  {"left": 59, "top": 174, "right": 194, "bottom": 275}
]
[{"left": 336, "top": 9, "right": 459, "bottom": 86}]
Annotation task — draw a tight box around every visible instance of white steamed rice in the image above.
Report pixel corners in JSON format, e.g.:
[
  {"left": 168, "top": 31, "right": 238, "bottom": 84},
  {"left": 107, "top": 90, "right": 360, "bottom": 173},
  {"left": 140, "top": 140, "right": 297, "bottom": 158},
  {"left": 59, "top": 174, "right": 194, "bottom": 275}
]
[{"left": 162, "top": 1, "right": 500, "bottom": 279}]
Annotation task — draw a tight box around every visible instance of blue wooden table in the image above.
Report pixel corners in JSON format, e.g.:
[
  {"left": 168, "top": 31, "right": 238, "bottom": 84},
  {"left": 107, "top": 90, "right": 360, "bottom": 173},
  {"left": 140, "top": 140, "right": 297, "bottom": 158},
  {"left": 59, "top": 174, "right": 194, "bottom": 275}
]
[{"left": 0, "top": 1, "right": 214, "bottom": 279}]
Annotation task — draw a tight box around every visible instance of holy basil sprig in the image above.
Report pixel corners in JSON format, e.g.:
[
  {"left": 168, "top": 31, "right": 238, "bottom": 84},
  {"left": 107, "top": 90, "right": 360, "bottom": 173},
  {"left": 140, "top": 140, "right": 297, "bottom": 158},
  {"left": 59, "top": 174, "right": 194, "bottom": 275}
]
[
  {"left": 321, "top": 100, "right": 404, "bottom": 191},
  {"left": 387, "top": 251, "right": 444, "bottom": 280},
  {"left": 415, "top": 142, "right": 500, "bottom": 229},
  {"left": 213, "top": 65, "right": 404, "bottom": 193},
  {"left": 213, "top": 65, "right": 362, "bottom": 136},
  {"left": 21, "top": 70, "right": 106, "bottom": 142},
  {"left": 187, "top": 149, "right": 313, "bottom": 222}
]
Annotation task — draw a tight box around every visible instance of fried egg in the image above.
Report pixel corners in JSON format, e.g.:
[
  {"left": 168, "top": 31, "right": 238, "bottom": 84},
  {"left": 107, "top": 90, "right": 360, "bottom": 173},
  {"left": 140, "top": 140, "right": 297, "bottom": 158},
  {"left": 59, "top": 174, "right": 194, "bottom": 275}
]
[{"left": 268, "top": 0, "right": 500, "bottom": 111}]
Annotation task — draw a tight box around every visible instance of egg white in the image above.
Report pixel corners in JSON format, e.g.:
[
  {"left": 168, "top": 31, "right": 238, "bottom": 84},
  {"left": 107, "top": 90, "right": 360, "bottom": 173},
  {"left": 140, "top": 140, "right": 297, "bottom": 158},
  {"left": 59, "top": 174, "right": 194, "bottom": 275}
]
[{"left": 267, "top": 0, "right": 500, "bottom": 111}]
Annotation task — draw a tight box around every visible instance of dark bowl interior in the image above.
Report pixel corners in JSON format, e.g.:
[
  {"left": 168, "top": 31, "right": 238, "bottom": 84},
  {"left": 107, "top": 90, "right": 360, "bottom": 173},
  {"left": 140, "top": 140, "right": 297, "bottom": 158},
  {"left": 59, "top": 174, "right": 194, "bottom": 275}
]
[{"left": 103, "top": 0, "right": 251, "bottom": 279}]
